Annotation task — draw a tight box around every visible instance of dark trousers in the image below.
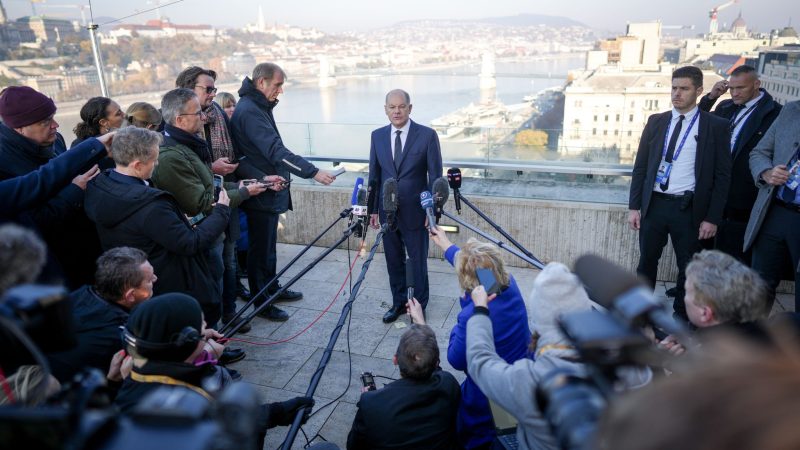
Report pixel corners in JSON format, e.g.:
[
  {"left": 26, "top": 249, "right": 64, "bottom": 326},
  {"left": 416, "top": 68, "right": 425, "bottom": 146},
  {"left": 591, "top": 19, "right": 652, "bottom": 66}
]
[
  {"left": 714, "top": 209, "right": 752, "bottom": 265},
  {"left": 222, "top": 236, "right": 238, "bottom": 316},
  {"left": 637, "top": 194, "right": 699, "bottom": 318},
  {"left": 751, "top": 202, "right": 800, "bottom": 312},
  {"left": 383, "top": 225, "right": 430, "bottom": 308},
  {"left": 246, "top": 209, "right": 280, "bottom": 307},
  {"left": 205, "top": 236, "right": 225, "bottom": 328}
]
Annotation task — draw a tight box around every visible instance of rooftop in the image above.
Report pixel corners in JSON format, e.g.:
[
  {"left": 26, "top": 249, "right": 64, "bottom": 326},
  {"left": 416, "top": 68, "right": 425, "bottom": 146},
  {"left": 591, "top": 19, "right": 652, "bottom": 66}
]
[{"left": 235, "top": 242, "right": 795, "bottom": 449}]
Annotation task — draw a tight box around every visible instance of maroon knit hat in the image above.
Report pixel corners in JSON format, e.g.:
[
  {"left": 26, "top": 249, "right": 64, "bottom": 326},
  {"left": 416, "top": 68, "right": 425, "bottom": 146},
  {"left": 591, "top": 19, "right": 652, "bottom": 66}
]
[{"left": 0, "top": 86, "right": 57, "bottom": 128}]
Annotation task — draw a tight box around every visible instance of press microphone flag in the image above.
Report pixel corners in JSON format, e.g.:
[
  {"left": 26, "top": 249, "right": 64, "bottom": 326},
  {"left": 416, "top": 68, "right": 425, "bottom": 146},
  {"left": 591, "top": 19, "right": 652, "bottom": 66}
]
[
  {"left": 447, "top": 168, "right": 462, "bottom": 214},
  {"left": 432, "top": 177, "right": 450, "bottom": 224},
  {"left": 350, "top": 177, "right": 364, "bottom": 208},
  {"left": 382, "top": 178, "right": 398, "bottom": 231},
  {"left": 419, "top": 191, "right": 437, "bottom": 232}
]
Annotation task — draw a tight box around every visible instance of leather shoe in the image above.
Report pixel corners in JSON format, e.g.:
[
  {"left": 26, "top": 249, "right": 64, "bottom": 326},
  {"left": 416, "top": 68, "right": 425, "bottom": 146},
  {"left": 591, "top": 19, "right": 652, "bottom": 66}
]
[
  {"left": 257, "top": 304, "right": 290, "bottom": 322},
  {"left": 273, "top": 288, "right": 303, "bottom": 302},
  {"left": 382, "top": 305, "right": 406, "bottom": 323},
  {"left": 222, "top": 313, "right": 251, "bottom": 333},
  {"left": 218, "top": 347, "right": 246, "bottom": 365},
  {"left": 665, "top": 287, "right": 677, "bottom": 298},
  {"left": 237, "top": 284, "right": 251, "bottom": 302}
]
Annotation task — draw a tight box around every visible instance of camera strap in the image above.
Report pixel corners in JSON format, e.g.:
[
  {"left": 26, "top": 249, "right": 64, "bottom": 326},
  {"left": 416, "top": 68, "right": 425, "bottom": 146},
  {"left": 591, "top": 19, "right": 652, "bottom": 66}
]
[
  {"left": 536, "top": 344, "right": 575, "bottom": 357},
  {"left": 130, "top": 372, "right": 213, "bottom": 401}
]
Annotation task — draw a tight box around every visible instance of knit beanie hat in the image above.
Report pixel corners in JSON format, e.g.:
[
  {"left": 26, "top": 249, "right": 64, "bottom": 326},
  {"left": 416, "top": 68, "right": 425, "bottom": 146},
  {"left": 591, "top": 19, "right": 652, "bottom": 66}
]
[
  {"left": 125, "top": 293, "right": 203, "bottom": 361},
  {"left": 0, "top": 86, "right": 57, "bottom": 128},
  {"left": 527, "top": 262, "right": 592, "bottom": 350}
]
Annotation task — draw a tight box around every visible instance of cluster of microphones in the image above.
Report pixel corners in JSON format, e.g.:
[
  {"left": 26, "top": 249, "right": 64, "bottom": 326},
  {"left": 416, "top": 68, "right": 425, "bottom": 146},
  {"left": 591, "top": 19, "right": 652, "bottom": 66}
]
[{"left": 349, "top": 168, "right": 465, "bottom": 238}]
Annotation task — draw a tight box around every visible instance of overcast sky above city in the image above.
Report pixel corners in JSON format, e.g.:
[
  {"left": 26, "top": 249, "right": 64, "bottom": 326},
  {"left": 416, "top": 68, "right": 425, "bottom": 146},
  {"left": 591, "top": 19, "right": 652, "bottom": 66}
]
[{"left": 3, "top": 0, "right": 794, "bottom": 33}]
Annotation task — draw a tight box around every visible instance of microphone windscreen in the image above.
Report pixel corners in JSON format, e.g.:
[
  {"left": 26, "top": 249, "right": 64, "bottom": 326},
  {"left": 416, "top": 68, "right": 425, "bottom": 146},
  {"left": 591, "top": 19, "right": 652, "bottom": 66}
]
[
  {"left": 573, "top": 254, "right": 644, "bottom": 309},
  {"left": 446, "top": 168, "right": 462, "bottom": 189},
  {"left": 382, "top": 178, "right": 398, "bottom": 212},
  {"left": 432, "top": 177, "right": 450, "bottom": 207},
  {"left": 356, "top": 186, "right": 367, "bottom": 206},
  {"left": 419, "top": 191, "right": 434, "bottom": 209},
  {"left": 366, "top": 180, "right": 377, "bottom": 215},
  {"left": 351, "top": 177, "right": 364, "bottom": 205}
]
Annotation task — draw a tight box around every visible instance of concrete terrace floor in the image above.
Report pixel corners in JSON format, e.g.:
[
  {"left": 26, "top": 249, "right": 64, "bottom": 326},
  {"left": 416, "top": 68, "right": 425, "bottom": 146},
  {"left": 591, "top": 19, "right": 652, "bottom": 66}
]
[{"left": 233, "top": 243, "right": 796, "bottom": 450}]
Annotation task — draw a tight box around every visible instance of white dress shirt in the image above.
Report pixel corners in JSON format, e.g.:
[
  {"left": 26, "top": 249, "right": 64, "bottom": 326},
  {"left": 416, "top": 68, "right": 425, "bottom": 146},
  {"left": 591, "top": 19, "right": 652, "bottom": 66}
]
[
  {"left": 653, "top": 106, "right": 699, "bottom": 195},
  {"left": 730, "top": 91, "right": 764, "bottom": 151},
  {"left": 390, "top": 120, "right": 411, "bottom": 157}
]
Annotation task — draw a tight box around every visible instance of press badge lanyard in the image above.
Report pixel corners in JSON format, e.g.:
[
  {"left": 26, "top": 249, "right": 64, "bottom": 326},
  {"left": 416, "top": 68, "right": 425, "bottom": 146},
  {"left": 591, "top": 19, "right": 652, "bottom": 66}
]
[
  {"left": 730, "top": 100, "right": 760, "bottom": 150},
  {"left": 657, "top": 112, "right": 699, "bottom": 185}
]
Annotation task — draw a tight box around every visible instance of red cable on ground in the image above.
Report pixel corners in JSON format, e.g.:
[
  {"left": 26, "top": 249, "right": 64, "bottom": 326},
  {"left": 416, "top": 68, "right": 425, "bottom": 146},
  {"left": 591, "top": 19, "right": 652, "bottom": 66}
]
[
  {"left": 0, "top": 365, "right": 16, "bottom": 404},
  {"left": 225, "top": 240, "right": 364, "bottom": 347}
]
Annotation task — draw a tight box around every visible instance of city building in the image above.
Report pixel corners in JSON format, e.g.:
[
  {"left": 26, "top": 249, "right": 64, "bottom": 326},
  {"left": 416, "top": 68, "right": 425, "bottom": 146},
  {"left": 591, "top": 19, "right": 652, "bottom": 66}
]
[
  {"left": 14, "top": 15, "right": 80, "bottom": 42},
  {"left": 108, "top": 18, "right": 216, "bottom": 42},
  {"left": 677, "top": 15, "right": 796, "bottom": 63},
  {"left": 595, "top": 21, "right": 662, "bottom": 69},
  {"left": 757, "top": 44, "right": 800, "bottom": 104}
]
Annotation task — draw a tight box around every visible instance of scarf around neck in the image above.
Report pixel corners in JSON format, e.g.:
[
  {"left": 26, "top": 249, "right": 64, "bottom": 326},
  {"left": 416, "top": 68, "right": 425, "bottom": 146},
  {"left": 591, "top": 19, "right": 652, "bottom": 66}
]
[
  {"left": 203, "top": 102, "right": 235, "bottom": 163},
  {"left": 164, "top": 123, "right": 212, "bottom": 165}
]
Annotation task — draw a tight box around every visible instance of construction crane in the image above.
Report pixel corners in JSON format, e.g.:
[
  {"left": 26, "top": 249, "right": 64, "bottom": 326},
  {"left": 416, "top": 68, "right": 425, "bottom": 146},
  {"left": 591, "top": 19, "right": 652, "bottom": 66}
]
[{"left": 709, "top": 0, "right": 739, "bottom": 35}]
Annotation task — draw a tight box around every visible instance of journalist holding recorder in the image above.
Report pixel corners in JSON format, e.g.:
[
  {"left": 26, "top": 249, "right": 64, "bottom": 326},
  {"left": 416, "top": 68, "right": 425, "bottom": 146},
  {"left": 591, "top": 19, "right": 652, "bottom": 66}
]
[{"left": 427, "top": 227, "right": 531, "bottom": 450}]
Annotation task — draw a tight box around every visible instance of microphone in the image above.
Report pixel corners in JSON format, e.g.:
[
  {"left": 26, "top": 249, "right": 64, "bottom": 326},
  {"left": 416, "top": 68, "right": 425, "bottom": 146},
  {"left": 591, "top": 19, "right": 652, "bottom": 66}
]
[
  {"left": 419, "top": 191, "right": 437, "bottom": 232},
  {"left": 382, "top": 178, "right": 398, "bottom": 231},
  {"left": 354, "top": 184, "right": 368, "bottom": 239},
  {"left": 432, "top": 177, "right": 450, "bottom": 224},
  {"left": 446, "top": 168, "right": 462, "bottom": 214},
  {"left": 573, "top": 254, "right": 690, "bottom": 337},
  {"left": 366, "top": 180, "right": 377, "bottom": 216},
  {"left": 406, "top": 257, "right": 414, "bottom": 301},
  {"left": 350, "top": 177, "right": 364, "bottom": 211}
]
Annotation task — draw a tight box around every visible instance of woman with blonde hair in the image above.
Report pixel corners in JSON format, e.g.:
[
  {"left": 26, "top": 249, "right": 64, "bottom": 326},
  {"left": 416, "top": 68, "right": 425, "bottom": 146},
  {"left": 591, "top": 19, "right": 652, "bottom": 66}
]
[
  {"left": 124, "top": 102, "right": 162, "bottom": 130},
  {"left": 427, "top": 227, "right": 531, "bottom": 449},
  {"left": 216, "top": 92, "right": 236, "bottom": 119}
]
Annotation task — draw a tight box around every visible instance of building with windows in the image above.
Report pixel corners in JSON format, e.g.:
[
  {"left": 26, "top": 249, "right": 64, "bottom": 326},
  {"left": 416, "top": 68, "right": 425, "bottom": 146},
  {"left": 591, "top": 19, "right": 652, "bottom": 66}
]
[{"left": 757, "top": 44, "right": 800, "bottom": 104}]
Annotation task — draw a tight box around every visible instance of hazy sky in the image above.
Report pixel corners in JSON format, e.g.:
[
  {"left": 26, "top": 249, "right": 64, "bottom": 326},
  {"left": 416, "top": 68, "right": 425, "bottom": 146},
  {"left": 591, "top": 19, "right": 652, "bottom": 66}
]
[{"left": 3, "top": 0, "right": 795, "bottom": 34}]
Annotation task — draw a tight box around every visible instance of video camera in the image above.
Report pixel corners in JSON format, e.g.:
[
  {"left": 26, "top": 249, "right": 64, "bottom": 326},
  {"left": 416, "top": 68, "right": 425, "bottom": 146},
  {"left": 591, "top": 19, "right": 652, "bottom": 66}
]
[
  {"left": 0, "top": 285, "right": 261, "bottom": 450},
  {"left": 535, "top": 255, "right": 687, "bottom": 450}
]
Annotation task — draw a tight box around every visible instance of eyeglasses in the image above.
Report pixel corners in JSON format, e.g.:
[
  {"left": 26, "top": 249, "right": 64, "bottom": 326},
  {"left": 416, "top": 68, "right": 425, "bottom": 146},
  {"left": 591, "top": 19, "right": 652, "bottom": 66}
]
[
  {"left": 194, "top": 85, "right": 217, "bottom": 94},
  {"left": 179, "top": 110, "right": 206, "bottom": 118}
]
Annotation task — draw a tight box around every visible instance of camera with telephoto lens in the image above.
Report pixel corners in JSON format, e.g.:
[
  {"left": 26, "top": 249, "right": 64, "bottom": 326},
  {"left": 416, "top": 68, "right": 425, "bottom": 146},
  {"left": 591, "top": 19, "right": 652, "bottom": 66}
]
[{"left": 0, "top": 285, "right": 261, "bottom": 450}]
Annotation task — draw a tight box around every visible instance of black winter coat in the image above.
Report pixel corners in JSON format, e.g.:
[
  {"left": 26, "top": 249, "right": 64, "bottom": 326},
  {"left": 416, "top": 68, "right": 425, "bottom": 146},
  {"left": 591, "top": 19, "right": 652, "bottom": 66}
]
[
  {"left": 230, "top": 77, "right": 319, "bottom": 214},
  {"left": 46, "top": 285, "right": 129, "bottom": 382},
  {"left": 0, "top": 124, "right": 101, "bottom": 288},
  {"left": 84, "top": 170, "right": 229, "bottom": 307}
]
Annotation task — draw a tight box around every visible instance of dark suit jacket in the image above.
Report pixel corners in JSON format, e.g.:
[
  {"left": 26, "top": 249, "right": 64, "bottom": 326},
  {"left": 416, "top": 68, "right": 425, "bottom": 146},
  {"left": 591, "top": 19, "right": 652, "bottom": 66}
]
[
  {"left": 347, "top": 370, "right": 461, "bottom": 450},
  {"left": 629, "top": 109, "right": 732, "bottom": 227},
  {"left": 368, "top": 120, "right": 443, "bottom": 231},
  {"left": 698, "top": 89, "right": 782, "bottom": 216}
]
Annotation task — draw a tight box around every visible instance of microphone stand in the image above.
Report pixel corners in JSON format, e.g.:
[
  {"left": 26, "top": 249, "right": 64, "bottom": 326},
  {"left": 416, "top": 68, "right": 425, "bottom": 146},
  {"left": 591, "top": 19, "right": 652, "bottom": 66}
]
[
  {"left": 453, "top": 190, "right": 540, "bottom": 264},
  {"left": 441, "top": 210, "right": 544, "bottom": 270},
  {"left": 222, "top": 215, "right": 360, "bottom": 337},
  {"left": 281, "top": 224, "right": 388, "bottom": 450}
]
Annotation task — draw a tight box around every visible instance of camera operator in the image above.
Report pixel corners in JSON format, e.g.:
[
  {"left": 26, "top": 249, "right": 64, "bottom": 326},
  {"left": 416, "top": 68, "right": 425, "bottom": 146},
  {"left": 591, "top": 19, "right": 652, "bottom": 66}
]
[
  {"left": 659, "top": 250, "right": 770, "bottom": 355},
  {"left": 465, "top": 263, "right": 594, "bottom": 450},
  {"left": 46, "top": 247, "right": 157, "bottom": 383},
  {"left": 347, "top": 324, "right": 460, "bottom": 450},
  {"left": 116, "top": 293, "right": 314, "bottom": 445},
  {"left": 429, "top": 227, "right": 530, "bottom": 449}
]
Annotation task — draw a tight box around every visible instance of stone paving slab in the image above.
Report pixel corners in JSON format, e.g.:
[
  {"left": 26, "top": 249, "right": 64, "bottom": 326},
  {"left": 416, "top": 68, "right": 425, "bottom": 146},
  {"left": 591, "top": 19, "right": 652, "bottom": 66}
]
[{"left": 239, "top": 243, "right": 794, "bottom": 450}]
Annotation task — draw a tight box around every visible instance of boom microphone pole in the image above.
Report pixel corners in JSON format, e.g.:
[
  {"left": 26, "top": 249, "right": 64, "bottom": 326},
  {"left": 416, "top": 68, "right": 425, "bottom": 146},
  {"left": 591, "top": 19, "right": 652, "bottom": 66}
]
[
  {"left": 224, "top": 220, "right": 361, "bottom": 337},
  {"left": 441, "top": 210, "right": 544, "bottom": 270},
  {"left": 281, "top": 225, "right": 388, "bottom": 450},
  {"left": 445, "top": 169, "right": 538, "bottom": 262}
]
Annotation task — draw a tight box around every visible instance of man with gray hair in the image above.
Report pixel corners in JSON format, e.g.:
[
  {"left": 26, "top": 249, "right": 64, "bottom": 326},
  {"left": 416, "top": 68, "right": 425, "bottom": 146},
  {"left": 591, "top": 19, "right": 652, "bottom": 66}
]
[
  {"left": 0, "top": 223, "right": 47, "bottom": 296},
  {"left": 85, "top": 126, "right": 231, "bottom": 326},
  {"left": 230, "top": 63, "right": 337, "bottom": 322},
  {"left": 151, "top": 88, "right": 271, "bottom": 329},
  {"left": 368, "top": 88, "right": 443, "bottom": 323},
  {"left": 46, "top": 246, "right": 157, "bottom": 383}
]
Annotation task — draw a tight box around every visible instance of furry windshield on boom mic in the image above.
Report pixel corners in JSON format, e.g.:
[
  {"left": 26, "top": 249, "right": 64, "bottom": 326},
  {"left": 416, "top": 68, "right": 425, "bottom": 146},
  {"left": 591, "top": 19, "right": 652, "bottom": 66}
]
[
  {"left": 573, "top": 254, "right": 646, "bottom": 309},
  {"left": 432, "top": 177, "right": 450, "bottom": 223}
]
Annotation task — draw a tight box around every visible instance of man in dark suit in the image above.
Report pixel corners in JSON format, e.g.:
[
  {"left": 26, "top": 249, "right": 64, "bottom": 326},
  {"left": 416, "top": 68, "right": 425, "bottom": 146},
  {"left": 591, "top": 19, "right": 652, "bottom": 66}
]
[
  {"left": 368, "top": 89, "right": 443, "bottom": 323},
  {"left": 698, "top": 65, "right": 782, "bottom": 264},
  {"left": 347, "top": 324, "right": 460, "bottom": 450},
  {"left": 628, "top": 66, "right": 732, "bottom": 321}
]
